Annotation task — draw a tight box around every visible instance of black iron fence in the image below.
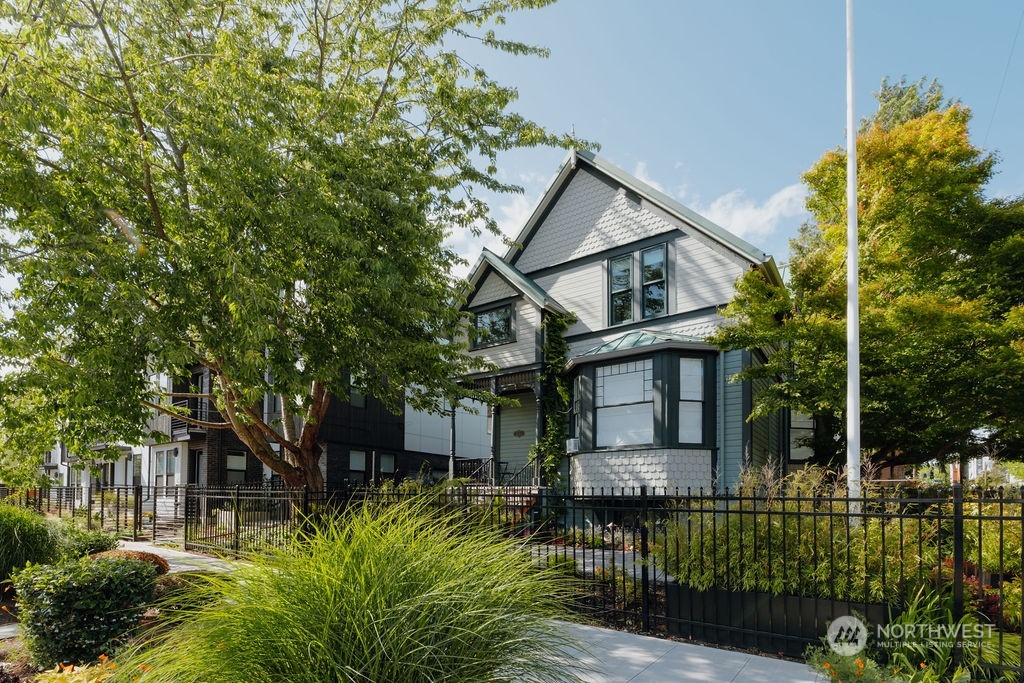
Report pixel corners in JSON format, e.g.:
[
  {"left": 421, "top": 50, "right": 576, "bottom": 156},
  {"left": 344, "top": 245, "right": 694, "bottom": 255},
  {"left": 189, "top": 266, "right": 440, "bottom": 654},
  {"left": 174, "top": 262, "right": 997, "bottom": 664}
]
[
  {"left": 4, "top": 481, "right": 1023, "bottom": 677},
  {"left": 0, "top": 484, "right": 187, "bottom": 541}
]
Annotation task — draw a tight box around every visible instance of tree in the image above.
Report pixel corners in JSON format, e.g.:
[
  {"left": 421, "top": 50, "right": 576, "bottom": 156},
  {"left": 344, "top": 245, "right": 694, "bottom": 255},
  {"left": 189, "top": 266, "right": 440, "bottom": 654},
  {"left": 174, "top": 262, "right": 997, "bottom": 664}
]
[
  {"left": 0, "top": 0, "right": 579, "bottom": 488},
  {"left": 712, "top": 83, "right": 1024, "bottom": 469}
]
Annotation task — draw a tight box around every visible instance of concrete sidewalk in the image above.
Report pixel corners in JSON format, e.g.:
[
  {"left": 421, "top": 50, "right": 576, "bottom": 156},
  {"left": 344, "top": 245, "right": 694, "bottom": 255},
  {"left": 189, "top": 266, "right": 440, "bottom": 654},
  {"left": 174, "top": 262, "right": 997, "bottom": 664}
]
[
  {"left": 556, "top": 622, "right": 821, "bottom": 682},
  {"left": 1, "top": 541, "right": 824, "bottom": 682}
]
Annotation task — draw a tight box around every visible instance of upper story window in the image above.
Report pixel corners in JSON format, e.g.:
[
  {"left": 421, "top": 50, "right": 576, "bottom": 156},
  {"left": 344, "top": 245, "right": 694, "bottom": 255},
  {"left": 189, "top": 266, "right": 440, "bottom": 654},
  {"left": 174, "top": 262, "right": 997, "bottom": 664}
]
[
  {"left": 609, "top": 244, "right": 667, "bottom": 325},
  {"left": 472, "top": 304, "right": 514, "bottom": 348}
]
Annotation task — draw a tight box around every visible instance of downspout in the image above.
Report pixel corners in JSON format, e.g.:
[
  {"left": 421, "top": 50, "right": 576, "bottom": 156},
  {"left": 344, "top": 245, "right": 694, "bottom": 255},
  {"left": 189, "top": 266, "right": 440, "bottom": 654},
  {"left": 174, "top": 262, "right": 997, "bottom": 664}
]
[{"left": 717, "top": 351, "right": 726, "bottom": 494}]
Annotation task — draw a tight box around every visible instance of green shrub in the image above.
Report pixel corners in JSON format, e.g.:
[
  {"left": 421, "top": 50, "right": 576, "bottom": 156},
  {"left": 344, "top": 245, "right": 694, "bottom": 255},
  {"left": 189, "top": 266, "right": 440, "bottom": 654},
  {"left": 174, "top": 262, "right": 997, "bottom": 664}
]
[
  {"left": 89, "top": 550, "right": 170, "bottom": 575},
  {"left": 11, "top": 557, "right": 156, "bottom": 667},
  {"left": 51, "top": 520, "right": 119, "bottom": 562},
  {"left": 656, "top": 467, "right": 943, "bottom": 603},
  {"left": 1000, "top": 577, "right": 1023, "bottom": 631},
  {"left": 118, "top": 498, "right": 582, "bottom": 682},
  {"left": 0, "top": 502, "right": 58, "bottom": 584}
]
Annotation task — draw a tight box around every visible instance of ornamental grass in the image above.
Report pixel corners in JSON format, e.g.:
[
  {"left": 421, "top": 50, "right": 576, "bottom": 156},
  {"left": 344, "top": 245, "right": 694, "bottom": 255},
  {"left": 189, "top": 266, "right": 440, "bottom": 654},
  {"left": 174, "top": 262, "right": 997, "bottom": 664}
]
[{"left": 119, "top": 498, "right": 584, "bottom": 682}]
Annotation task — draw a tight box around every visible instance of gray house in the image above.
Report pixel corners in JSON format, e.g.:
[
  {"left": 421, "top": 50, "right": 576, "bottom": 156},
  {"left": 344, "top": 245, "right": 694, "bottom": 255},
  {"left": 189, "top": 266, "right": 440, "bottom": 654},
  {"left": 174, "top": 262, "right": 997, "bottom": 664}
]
[{"left": 462, "top": 150, "right": 796, "bottom": 493}]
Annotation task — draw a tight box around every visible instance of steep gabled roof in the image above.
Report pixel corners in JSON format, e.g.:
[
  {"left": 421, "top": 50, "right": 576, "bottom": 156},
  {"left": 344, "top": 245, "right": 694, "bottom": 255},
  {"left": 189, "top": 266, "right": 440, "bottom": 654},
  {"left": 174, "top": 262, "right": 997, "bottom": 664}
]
[
  {"left": 465, "top": 248, "right": 567, "bottom": 313},
  {"left": 567, "top": 329, "right": 714, "bottom": 370},
  {"left": 504, "top": 149, "right": 783, "bottom": 286}
]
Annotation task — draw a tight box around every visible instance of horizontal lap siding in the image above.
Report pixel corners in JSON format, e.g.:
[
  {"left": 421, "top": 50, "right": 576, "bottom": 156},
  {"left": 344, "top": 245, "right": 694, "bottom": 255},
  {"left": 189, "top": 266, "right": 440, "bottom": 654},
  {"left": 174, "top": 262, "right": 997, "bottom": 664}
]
[
  {"left": 674, "top": 234, "right": 747, "bottom": 312},
  {"left": 534, "top": 264, "right": 603, "bottom": 336},
  {"left": 469, "top": 299, "right": 540, "bottom": 369},
  {"left": 499, "top": 398, "right": 536, "bottom": 473},
  {"left": 721, "top": 350, "right": 746, "bottom": 489}
]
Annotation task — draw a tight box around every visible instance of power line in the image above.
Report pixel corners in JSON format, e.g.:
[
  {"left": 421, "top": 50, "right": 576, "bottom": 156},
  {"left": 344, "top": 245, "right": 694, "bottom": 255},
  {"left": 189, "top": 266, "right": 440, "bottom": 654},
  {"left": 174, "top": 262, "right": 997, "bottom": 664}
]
[{"left": 983, "top": 4, "right": 1024, "bottom": 149}]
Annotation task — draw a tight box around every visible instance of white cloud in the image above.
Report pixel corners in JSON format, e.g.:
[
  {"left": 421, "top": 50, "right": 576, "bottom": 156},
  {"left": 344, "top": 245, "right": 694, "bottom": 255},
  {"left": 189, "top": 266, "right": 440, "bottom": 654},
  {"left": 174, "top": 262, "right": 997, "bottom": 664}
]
[
  {"left": 694, "top": 183, "right": 807, "bottom": 243},
  {"left": 632, "top": 161, "right": 666, "bottom": 194},
  {"left": 446, "top": 192, "right": 539, "bottom": 279}
]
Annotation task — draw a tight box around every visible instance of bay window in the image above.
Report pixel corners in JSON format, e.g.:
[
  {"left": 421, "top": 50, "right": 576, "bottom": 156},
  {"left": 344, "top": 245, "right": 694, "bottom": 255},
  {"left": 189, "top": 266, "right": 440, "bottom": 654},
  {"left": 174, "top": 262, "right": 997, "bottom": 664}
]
[
  {"left": 595, "top": 359, "right": 654, "bottom": 447},
  {"left": 678, "top": 357, "right": 704, "bottom": 444}
]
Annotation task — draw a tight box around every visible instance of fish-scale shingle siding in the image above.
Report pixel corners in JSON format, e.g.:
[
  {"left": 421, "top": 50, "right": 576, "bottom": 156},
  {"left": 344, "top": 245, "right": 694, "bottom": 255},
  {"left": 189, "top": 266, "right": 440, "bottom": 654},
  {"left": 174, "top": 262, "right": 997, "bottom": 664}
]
[
  {"left": 514, "top": 167, "right": 677, "bottom": 274},
  {"left": 470, "top": 271, "right": 517, "bottom": 308}
]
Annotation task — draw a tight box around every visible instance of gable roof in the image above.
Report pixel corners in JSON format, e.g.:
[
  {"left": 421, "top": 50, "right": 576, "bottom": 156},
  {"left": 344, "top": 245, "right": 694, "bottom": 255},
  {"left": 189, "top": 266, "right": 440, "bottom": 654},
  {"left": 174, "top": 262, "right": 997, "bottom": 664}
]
[
  {"left": 505, "top": 149, "right": 783, "bottom": 286},
  {"left": 566, "top": 329, "right": 714, "bottom": 370},
  {"left": 465, "top": 248, "right": 567, "bottom": 314}
]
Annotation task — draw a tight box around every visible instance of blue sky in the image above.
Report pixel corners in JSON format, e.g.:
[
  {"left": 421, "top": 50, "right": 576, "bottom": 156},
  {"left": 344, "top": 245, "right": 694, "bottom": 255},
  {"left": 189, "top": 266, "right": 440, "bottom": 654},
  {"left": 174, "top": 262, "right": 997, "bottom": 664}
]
[{"left": 448, "top": 0, "right": 1024, "bottom": 275}]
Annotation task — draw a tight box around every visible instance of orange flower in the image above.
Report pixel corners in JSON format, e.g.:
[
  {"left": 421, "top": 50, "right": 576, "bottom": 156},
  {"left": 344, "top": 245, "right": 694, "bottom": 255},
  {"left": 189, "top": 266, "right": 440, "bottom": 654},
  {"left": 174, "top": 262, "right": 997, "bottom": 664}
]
[
  {"left": 99, "top": 653, "right": 109, "bottom": 662},
  {"left": 0, "top": 605, "right": 8, "bottom": 612},
  {"left": 920, "top": 662, "right": 927, "bottom": 669},
  {"left": 138, "top": 663, "right": 153, "bottom": 672}
]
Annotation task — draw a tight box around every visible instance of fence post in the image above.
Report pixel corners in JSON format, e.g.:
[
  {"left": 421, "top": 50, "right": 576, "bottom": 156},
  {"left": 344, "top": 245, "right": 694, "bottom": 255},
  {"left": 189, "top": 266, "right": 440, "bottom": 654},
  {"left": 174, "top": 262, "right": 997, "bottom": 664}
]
[
  {"left": 640, "top": 485, "right": 650, "bottom": 633},
  {"left": 131, "top": 485, "right": 141, "bottom": 542},
  {"left": 183, "top": 484, "right": 191, "bottom": 549},
  {"left": 952, "top": 481, "right": 964, "bottom": 666},
  {"left": 86, "top": 483, "right": 93, "bottom": 531},
  {"left": 233, "top": 485, "right": 241, "bottom": 557}
]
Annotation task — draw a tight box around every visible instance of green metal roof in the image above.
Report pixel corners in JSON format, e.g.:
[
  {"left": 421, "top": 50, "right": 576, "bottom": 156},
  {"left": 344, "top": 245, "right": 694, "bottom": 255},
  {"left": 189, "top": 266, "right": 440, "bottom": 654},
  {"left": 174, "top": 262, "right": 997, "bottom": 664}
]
[
  {"left": 567, "top": 329, "right": 713, "bottom": 369},
  {"left": 467, "top": 248, "right": 567, "bottom": 314}
]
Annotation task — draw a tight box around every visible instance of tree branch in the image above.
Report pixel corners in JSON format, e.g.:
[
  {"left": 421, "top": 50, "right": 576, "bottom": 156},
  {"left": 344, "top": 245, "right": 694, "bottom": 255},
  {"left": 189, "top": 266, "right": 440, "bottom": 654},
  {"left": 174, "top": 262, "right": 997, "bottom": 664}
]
[{"left": 142, "top": 399, "right": 231, "bottom": 429}]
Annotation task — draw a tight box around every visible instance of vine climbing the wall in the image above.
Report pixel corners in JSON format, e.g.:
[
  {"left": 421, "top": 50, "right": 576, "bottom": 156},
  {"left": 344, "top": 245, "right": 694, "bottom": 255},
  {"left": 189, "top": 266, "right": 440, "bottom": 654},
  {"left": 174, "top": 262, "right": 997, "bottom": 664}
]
[{"left": 530, "top": 310, "right": 577, "bottom": 485}]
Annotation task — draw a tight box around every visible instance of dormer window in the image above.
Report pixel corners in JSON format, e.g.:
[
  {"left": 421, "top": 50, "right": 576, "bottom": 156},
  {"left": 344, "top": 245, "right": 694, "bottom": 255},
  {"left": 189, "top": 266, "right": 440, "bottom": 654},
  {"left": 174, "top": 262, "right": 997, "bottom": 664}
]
[
  {"left": 472, "top": 304, "right": 514, "bottom": 348},
  {"left": 609, "top": 244, "right": 667, "bottom": 325}
]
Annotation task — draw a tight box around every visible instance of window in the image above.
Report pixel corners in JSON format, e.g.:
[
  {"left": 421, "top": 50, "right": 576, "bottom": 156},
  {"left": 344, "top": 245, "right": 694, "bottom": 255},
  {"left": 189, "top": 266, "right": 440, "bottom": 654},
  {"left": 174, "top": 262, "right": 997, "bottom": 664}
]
[
  {"left": 609, "top": 256, "right": 632, "bottom": 324},
  {"left": 678, "top": 357, "right": 704, "bottom": 444},
  {"left": 595, "top": 359, "right": 654, "bottom": 447},
  {"left": 225, "top": 451, "right": 247, "bottom": 485},
  {"left": 349, "top": 450, "right": 367, "bottom": 484},
  {"left": 608, "top": 244, "right": 667, "bottom": 325},
  {"left": 642, "top": 246, "right": 666, "bottom": 318},
  {"left": 155, "top": 449, "right": 177, "bottom": 488},
  {"left": 473, "top": 304, "right": 514, "bottom": 348}
]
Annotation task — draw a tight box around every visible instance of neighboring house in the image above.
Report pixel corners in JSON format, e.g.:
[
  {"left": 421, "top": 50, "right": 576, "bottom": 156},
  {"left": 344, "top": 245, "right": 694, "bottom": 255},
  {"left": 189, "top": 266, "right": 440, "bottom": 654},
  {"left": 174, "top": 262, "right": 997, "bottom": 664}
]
[
  {"left": 146, "top": 367, "right": 490, "bottom": 490},
  {"left": 462, "top": 150, "right": 796, "bottom": 493}
]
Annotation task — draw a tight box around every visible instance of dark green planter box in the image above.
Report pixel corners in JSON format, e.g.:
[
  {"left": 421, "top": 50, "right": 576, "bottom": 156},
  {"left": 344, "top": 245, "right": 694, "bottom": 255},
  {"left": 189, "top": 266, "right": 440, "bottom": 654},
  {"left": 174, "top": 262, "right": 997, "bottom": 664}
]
[{"left": 664, "top": 583, "right": 894, "bottom": 658}]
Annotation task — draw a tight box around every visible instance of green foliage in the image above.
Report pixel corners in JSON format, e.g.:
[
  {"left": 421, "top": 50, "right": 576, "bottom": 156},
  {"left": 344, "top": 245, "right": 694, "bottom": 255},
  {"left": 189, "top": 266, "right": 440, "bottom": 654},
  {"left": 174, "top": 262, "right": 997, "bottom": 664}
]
[
  {"left": 31, "top": 657, "right": 120, "bottom": 682},
  {"left": 51, "top": 520, "right": 119, "bottom": 562},
  {"left": 885, "top": 586, "right": 1015, "bottom": 681},
  {"left": 805, "top": 646, "right": 891, "bottom": 683},
  {"left": 861, "top": 76, "right": 954, "bottom": 132},
  {"left": 0, "top": 502, "right": 57, "bottom": 584},
  {"left": 567, "top": 526, "right": 605, "bottom": 549},
  {"left": 999, "top": 577, "right": 1023, "bottom": 632},
  {"left": 712, "top": 79, "right": 1024, "bottom": 468},
  {"left": 118, "top": 499, "right": 582, "bottom": 682},
  {"left": 0, "top": 0, "right": 586, "bottom": 489},
  {"left": 530, "top": 311, "right": 577, "bottom": 485},
  {"left": 657, "top": 467, "right": 945, "bottom": 603},
  {"left": 11, "top": 557, "right": 156, "bottom": 667}
]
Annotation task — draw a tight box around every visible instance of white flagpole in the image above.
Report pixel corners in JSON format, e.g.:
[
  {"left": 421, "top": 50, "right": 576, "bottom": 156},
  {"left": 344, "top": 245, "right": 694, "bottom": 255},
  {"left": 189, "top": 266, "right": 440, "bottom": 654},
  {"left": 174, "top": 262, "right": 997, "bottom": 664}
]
[{"left": 846, "top": 0, "right": 861, "bottom": 500}]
